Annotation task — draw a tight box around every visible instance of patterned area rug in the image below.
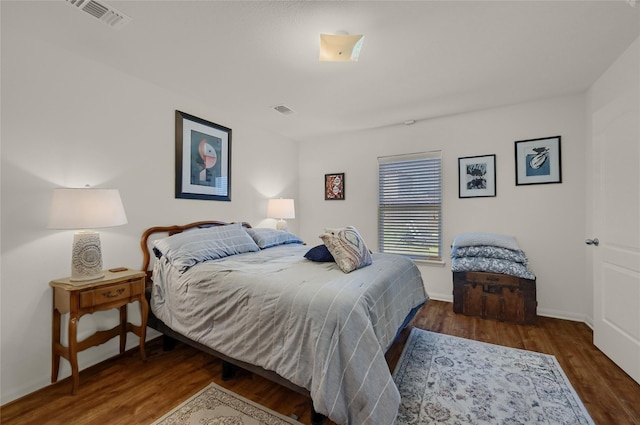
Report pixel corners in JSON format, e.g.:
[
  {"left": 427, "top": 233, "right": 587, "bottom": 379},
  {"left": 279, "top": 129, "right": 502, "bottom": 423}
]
[
  {"left": 151, "top": 382, "right": 302, "bottom": 425},
  {"left": 393, "top": 328, "right": 595, "bottom": 425}
]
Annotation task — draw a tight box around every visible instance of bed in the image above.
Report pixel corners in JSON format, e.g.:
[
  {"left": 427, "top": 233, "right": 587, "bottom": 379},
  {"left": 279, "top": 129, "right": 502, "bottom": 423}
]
[{"left": 140, "top": 221, "right": 428, "bottom": 425}]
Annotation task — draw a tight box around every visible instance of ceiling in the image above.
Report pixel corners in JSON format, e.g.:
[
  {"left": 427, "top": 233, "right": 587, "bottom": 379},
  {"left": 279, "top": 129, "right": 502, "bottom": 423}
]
[{"left": 4, "top": 0, "right": 640, "bottom": 143}]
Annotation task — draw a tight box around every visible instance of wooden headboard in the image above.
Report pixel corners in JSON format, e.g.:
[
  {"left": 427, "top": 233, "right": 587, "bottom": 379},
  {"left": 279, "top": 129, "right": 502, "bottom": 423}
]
[{"left": 139, "top": 220, "right": 252, "bottom": 286}]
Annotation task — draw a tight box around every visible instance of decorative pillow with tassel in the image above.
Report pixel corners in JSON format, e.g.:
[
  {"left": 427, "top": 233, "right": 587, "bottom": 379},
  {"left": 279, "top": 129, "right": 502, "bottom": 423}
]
[{"left": 320, "top": 226, "right": 372, "bottom": 273}]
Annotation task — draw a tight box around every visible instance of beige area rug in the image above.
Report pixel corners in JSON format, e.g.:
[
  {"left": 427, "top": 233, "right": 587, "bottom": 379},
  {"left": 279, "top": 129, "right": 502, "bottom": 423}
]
[{"left": 151, "top": 382, "right": 303, "bottom": 425}]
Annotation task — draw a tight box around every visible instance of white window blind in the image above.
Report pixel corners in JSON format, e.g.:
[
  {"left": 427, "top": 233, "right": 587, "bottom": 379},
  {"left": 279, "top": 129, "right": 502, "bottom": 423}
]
[{"left": 378, "top": 151, "right": 442, "bottom": 261}]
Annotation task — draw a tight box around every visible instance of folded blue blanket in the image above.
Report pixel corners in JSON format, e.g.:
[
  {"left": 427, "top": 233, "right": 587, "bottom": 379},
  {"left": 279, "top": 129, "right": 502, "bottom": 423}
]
[
  {"left": 451, "top": 256, "right": 535, "bottom": 280},
  {"left": 451, "top": 245, "right": 528, "bottom": 265}
]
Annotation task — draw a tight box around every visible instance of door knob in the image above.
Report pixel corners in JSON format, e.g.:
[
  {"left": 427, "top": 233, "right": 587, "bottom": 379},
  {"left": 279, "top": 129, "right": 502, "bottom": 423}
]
[{"left": 585, "top": 238, "right": 599, "bottom": 246}]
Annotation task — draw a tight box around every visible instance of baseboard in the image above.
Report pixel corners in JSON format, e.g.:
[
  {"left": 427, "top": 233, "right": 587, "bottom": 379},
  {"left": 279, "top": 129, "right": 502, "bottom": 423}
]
[
  {"left": 0, "top": 330, "right": 161, "bottom": 406},
  {"left": 428, "top": 293, "right": 453, "bottom": 303},
  {"left": 426, "top": 295, "right": 593, "bottom": 326},
  {"left": 1, "top": 376, "right": 51, "bottom": 407},
  {"left": 536, "top": 307, "right": 593, "bottom": 326}
]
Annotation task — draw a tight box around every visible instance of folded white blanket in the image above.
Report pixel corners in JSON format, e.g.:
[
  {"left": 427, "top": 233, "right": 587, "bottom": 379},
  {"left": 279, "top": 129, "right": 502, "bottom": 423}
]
[{"left": 452, "top": 232, "right": 520, "bottom": 251}]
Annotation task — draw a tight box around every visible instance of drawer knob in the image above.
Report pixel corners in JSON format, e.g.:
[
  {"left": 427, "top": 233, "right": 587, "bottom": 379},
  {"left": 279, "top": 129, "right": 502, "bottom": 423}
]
[{"left": 102, "top": 288, "right": 125, "bottom": 298}]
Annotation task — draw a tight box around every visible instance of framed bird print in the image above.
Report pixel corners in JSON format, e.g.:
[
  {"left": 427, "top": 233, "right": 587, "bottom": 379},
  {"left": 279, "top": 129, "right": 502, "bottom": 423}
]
[{"left": 515, "top": 136, "right": 562, "bottom": 186}]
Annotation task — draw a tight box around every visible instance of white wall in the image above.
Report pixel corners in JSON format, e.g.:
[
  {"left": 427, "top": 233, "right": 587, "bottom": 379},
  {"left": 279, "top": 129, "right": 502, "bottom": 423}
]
[
  {"left": 3, "top": 6, "right": 636, "bottom": 410},
  {"left": 298, "top": 94, "right": 589, "bottom": 321},
  {"left": 589, "top": 36, "right": 640, "bottom": 112},
  {"left": 0, "top": 27, "right": 299, "bottom": 404}
]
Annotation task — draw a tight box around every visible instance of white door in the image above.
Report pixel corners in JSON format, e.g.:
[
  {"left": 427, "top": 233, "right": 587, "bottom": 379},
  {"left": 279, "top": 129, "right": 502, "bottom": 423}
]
[{"left": 591, "top": 90, "right": 640, "bottom": 385}]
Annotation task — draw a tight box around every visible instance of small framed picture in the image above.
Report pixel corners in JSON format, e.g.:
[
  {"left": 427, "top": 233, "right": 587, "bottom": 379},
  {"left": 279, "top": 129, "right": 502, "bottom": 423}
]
[
  {"left": 175, "top": 110, "right": 231, "bottom": 201},
  {"left": 458, "top": 154, "right": 496, "bottom": 198},
  {"left": 515, "top": 136, "right": 562, "bottom": 185},
  {"left": 325, "top": 173, "right": 345, "bottom": 200}
]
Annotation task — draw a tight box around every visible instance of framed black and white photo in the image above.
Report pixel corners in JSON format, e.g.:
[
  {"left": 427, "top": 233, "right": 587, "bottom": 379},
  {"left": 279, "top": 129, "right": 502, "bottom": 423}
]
[
  {"left": 175, "top": 110, "right": 231, "bottom": 201},
  {"left": 458, "top": 154, "right": 496, "bottom": 198},
  {"left": 515, "top": 136, "right": 562, "bottom": 185}
]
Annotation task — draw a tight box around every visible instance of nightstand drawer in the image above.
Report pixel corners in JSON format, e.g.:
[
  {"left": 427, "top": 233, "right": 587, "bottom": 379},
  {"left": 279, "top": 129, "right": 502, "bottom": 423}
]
[{"left": 80, "top": 282, "right": 132, "bottom": 308}]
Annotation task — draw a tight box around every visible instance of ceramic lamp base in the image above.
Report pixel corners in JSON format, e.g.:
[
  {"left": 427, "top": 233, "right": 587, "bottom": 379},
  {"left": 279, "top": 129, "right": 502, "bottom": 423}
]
[
  {"left": 70, "top": 231, "right": 104, "bottom": 281},
  {"left": 276, "top": 219, "right": 288, "bottom": 231}
]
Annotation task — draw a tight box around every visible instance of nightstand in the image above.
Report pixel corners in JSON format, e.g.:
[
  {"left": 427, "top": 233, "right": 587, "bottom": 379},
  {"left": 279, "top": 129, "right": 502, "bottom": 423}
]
[{"left": 50, "top": 269, "right": 148, "bottom": 395}]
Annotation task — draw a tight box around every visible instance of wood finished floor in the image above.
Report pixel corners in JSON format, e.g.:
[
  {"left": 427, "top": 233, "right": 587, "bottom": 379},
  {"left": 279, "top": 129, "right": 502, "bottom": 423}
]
[{"left": 2, "top": 300, "right": 639, "bottom": 425}]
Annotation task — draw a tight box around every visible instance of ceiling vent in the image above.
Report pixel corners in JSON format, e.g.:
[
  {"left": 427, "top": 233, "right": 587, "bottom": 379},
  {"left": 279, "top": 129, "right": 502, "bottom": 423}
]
[
  {"left": 273, "top": 105, "right": 295, "bottom": 115},
  {"left": 66, "top": 0, "right": 131, "bottom": 29}
]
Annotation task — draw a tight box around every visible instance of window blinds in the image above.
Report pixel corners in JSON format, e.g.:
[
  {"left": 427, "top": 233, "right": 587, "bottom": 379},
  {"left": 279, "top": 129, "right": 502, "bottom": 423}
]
[{"left": 378, "top": 151, "right": 442, "bottom": 261}]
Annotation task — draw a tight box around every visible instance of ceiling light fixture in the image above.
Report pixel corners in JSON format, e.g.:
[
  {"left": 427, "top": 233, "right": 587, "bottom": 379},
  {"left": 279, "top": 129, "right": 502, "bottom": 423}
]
[{"left": 319, "top": 33, "right": 364, "bottom": 62}]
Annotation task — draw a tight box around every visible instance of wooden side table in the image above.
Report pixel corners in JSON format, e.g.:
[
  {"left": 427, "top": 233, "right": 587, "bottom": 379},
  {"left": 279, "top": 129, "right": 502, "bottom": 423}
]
[{"left": 50, "top": 269, "right": 148, "bottom": 395}]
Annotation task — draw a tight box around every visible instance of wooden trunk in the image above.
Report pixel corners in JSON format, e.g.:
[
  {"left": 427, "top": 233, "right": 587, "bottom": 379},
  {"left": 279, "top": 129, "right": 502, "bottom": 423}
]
[{"left": 453, "top": 271, "right": 537, "bottom": 325}]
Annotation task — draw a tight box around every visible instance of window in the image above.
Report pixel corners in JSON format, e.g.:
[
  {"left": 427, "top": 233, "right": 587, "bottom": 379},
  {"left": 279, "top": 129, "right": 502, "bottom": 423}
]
[{"left": 378, "top": 151, "right": 442, "bottom": 261}]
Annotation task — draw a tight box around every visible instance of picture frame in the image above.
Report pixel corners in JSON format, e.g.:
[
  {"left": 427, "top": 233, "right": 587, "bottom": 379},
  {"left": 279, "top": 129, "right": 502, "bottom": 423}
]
[
  {"left": 458, "top": 154, "right": 497, "bottom": 198},
  {"left": 325, "top": 173, "right": 345, "bottom": 200},
  {"left": 175, "top": 110, "right": 231, "bottom": 201},
  {"left": 515, "top": 136, "right": 562, "bottom": 185}
]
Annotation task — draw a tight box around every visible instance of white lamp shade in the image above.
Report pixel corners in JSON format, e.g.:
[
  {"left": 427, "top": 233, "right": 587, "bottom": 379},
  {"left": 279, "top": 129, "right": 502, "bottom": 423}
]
[
  {"left": 319, "top": 33, "right": 364, "bottom": 62},
  {"left": 49, "top": 188, "right": 128, "bottom": 281},
  {"left": 267, "top": 198, "right": 295, "bottom": 219},
  {"left": 49, "top": 188, "right": 128, "bottom": 229}
]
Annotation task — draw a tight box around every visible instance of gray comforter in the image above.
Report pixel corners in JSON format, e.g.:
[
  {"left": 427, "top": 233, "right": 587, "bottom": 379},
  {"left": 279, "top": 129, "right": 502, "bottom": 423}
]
[{"left": 151, "top": 244, "right": 427, "bottom": 425}]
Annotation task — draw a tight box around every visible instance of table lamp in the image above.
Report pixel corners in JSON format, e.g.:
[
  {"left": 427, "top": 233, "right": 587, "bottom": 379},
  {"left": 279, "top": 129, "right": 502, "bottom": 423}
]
[
  {"left": 48, "top": 188, "right": 128, "bottom": 281},
  {"left": 267, "top": 198, "right": 295, "bottom": 231}
]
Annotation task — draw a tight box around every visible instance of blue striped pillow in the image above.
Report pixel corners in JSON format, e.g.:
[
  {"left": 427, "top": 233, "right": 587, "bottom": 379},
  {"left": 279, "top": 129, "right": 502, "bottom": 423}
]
[
  {"left": 153, "top": 223, "right": 259, "bottom": 272},
  {"left": 245, "top": 228, "right": 303, "bottom": 249}
]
